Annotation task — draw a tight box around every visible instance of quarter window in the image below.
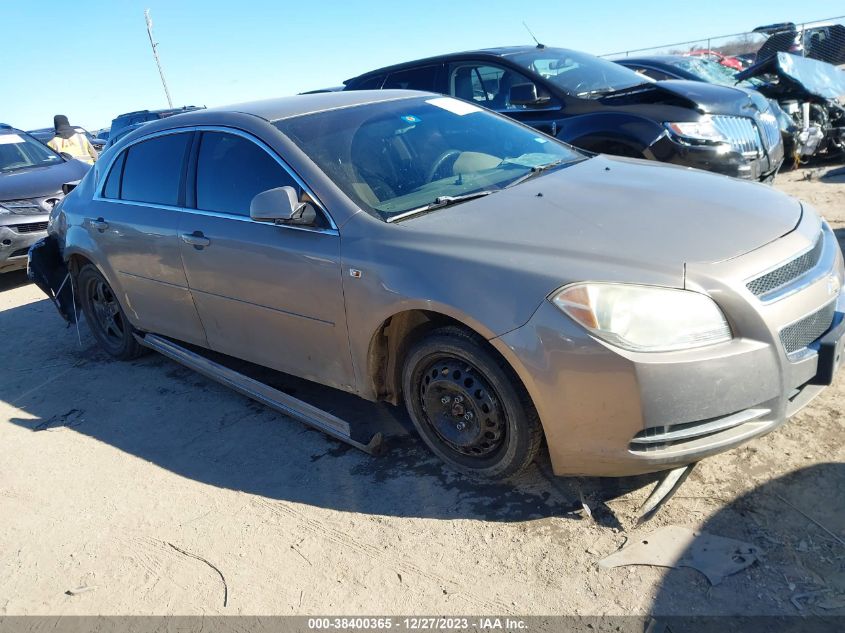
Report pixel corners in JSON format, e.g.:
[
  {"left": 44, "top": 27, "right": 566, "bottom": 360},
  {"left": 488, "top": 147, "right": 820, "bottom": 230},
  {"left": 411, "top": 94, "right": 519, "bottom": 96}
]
[
  {"left": 101, "top": 151, "right": 125, "bottom": 199},
  {"left": 195, "top": 132, "right": 298, "bottom": 217},
  {"left": 120, "top": 133, "right": 191, "bottom": 206},
  {"left": 383, "top": 66, "right": 440, "bottom": 91}
]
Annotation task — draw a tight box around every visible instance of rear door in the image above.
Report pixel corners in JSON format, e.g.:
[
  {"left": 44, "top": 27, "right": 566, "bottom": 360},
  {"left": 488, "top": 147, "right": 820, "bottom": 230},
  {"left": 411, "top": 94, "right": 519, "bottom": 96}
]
[
  {"left": 92, "top": 130, "right": 208, "bottom": 346},
  {"left": 177, "top": 129, "right": 355, "bottom": 391}
]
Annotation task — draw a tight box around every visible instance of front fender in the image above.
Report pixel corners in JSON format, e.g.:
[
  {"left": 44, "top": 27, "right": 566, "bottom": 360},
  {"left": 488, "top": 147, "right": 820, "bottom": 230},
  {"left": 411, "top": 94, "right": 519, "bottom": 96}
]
[{"left": 559, "top": 111, "right": 665, "bottom": 154}]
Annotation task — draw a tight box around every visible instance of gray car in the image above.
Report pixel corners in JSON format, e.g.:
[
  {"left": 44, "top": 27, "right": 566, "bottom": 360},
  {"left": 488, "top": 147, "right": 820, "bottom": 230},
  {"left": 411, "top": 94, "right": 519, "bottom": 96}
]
[
  {"left": 38, "top": 90, "right": 845, "bottom": 479},
  {"left": 1, "top": 126, "right": 90, "bottom": 273}
]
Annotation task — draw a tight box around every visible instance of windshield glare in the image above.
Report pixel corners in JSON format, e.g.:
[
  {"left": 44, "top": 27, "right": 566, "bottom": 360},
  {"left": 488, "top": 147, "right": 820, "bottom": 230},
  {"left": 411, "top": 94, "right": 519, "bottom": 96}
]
[
  {"left": 0, "top": 132, "right": 63, "bottom": 172},
  {"left": 509, "top": 48, "right": 650, "bottom": 97},
  {"left": 275, "top": 97, "right": 584, "bottom": 220}
]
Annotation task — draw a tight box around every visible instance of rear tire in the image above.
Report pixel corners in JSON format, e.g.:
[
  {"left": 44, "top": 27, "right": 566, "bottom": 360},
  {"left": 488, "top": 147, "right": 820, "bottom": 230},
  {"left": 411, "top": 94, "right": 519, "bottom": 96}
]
[
  {"left": 402, "top": 326, "right": 543, "bottom": 480},
  {"left": 77, "top": 264, "right": 145, "bottom": 360}
]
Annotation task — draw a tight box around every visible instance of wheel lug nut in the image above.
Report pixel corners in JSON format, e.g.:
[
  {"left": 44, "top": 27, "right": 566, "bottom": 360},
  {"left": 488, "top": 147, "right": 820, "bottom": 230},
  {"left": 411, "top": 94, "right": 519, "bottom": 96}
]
[
  {"left": 463, "top": 412, "right": 473, "bottom": 421},
  {"left": 440, "top": 396, "right": 451, "bottom": 405},
  {"left": 454, "top": 395, "right": 464, "bottom": 403},
  {"left": 456, "top": 422, "right": 466, "bottom": 431}
]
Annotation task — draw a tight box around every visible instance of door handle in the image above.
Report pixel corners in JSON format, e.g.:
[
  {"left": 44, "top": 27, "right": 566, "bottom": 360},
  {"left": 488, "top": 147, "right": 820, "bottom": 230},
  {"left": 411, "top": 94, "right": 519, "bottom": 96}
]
[
  {"left": 89, "top": 218, "right": 109, "bottom": 232},
  {"left": 181, "top": 232, "right": 211, "bottom": 248}
]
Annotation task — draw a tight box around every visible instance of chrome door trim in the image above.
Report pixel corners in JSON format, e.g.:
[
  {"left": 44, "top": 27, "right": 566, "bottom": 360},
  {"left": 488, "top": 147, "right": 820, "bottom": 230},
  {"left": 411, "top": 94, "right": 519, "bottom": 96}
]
[{"left": 92, "top": 125, "right": 339, "bottom": 233}]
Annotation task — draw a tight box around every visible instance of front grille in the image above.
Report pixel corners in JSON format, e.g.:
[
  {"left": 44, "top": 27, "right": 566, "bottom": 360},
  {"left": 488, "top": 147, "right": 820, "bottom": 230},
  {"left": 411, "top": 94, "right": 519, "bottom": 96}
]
[
  {"left": 711, "top": 115, "right": 762, "bottom": 156},
  {"left": 1, "top": 199, "right": 42, "bottom": 214},
  {"left": 757, "top": 113, "right": 782, "bottom": 150},
  {"left": 780, "top": 300, "right": 837, "bottom": 355},
  {"left": 10, "top": 222, "right": 48, "bottom": 234},
  {"left": 747, "top": 232, "right": 824, "bottom": 297}
]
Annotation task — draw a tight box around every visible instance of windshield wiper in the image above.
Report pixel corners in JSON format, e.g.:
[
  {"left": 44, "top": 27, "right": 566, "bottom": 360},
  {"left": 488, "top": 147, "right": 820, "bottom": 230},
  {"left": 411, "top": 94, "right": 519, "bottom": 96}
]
[
  {"left": 577, "top": 82, "right": 652, "bottom": 98},
  {"left": 385, "top": 190, "right": 497, "bottom": 223},
  {"left": 504, "top": 159, "right": 568, "bottom": 189}
]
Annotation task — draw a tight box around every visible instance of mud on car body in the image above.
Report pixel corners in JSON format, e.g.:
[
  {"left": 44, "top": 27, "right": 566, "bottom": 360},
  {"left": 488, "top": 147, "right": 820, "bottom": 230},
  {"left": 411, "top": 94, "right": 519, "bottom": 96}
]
[
  {"left": 0, "top": 125, "right": 90, "bottom": 273},
  {"left": 31, "top": 91, "right": 845, "bottom": 480}
]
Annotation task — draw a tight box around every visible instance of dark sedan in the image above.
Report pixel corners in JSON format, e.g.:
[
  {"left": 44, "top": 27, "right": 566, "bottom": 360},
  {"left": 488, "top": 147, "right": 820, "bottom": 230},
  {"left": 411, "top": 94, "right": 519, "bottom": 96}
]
[{"left": 344, "top": 46, "right": 784, "bottom": 182}]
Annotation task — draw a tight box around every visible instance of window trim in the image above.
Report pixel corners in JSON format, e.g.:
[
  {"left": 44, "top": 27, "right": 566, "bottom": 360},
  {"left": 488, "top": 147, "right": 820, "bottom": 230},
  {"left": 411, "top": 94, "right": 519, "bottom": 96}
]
[{"left": 94, "top": 125, "right": 338, "bottom": 234}]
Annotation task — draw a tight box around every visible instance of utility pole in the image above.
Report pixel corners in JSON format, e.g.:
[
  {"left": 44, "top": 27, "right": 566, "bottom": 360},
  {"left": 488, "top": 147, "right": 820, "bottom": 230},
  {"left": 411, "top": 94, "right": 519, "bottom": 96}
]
[{"left": 144, "top": 9, "right": 173, "bottom": 108}]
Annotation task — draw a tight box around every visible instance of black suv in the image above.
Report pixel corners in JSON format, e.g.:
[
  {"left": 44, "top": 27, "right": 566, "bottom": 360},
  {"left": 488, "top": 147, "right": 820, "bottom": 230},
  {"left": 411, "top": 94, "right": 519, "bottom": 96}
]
[
  {"left": 0, "top": 125, "right": 90, "bottom": 273},
  {"left": 106, "top": 106, "right": 205, "bottom": 148},
  {"left": 344, "top": 46, "right": 784, "bottom": 181}
]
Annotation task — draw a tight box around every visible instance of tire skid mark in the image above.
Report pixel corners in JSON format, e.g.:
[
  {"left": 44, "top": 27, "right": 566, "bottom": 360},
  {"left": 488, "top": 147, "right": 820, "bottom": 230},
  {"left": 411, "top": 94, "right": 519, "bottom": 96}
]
[{"left": 251, "top": 497, "right": 514, "bottom": 615}]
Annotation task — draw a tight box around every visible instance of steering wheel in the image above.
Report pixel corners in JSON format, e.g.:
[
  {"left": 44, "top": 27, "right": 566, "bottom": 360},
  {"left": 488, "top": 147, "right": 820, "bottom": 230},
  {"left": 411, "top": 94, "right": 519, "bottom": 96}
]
[{"left": 427, "top": 149, "right": 462, "bottom": 183}]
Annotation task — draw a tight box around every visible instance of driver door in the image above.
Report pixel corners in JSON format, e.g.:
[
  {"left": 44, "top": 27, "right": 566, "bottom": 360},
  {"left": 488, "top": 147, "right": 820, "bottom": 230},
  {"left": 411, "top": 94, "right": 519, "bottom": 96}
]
[{"left": 177, "top": 129, "right": 355, "bottom": 392}]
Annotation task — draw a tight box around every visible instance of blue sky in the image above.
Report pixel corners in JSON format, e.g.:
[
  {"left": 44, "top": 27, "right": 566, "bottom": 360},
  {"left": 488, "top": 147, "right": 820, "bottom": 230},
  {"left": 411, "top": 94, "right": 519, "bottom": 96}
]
[{"left": 4, "top": 0, "right": 837, "bottom": 131}]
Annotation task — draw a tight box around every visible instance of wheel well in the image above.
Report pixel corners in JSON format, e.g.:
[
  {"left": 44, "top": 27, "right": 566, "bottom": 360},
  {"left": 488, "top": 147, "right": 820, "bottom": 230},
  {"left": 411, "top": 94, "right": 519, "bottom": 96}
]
[
  {"left": 367, "top": 310, "right": 519, "bottom": 406},
  {"left": 581, "top": 138, "right": 645, "bottom": 158},
  {"left": 67, "top": 253, "right": 94, "bottom": 276}
]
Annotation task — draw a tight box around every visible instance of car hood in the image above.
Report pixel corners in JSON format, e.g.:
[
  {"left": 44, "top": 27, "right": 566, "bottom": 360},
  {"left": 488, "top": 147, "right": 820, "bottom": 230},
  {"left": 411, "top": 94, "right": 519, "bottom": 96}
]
[
  {"left": 600, "top": 79, "right": 764, "bottom": 116},
  {"left": 0, "top": 159, "right": 90, "bottom": 201},
  {"left": 399, "top": 155, "right": 801, "bottom": 286}
]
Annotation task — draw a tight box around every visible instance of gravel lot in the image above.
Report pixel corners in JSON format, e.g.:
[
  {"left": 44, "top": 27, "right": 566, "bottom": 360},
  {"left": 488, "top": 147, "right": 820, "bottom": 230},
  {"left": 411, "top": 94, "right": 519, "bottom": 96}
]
[{"left": 1, "top": 163, "right": 843, "bottom": 617}]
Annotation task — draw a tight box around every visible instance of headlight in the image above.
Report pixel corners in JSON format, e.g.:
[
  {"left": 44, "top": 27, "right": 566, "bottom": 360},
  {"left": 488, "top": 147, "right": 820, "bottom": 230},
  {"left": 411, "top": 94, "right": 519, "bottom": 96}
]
[
  {"left": 0, "top": 204, "right": 10, "bottom": 215},
  {"left": 665, "top": 116, "right": 731, "bottom": 144},
  {"left": 551, "top": 283, "right": 732, "bottom": 352}
]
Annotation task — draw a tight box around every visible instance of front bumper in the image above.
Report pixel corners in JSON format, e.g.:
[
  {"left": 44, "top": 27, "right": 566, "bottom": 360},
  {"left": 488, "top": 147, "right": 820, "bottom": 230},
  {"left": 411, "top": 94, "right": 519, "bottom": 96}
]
[
  {"left": 0, "top": 219, "right": 49, "bottom": 273},
  {"left": 492, "top": 216, "right": 844, "bottom": 476},
  {"left": 647, "top": 130, "right": 784, "bottom": 182}
]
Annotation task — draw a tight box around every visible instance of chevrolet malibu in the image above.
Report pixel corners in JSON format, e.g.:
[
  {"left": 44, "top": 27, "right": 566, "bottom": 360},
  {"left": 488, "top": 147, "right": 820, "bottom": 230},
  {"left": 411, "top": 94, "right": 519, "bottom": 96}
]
[{"left": 37, "top": 91, "right": 844, "bottom": 480}]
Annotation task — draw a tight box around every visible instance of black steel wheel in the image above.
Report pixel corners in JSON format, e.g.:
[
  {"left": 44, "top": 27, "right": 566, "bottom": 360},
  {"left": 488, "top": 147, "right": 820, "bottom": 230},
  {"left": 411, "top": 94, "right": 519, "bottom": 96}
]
[
  {"left": 77, "top": 264, "right": 145, "bottom": 360},
  {"left": 402, "top": 326, "right": 543, "bottom": 480}
]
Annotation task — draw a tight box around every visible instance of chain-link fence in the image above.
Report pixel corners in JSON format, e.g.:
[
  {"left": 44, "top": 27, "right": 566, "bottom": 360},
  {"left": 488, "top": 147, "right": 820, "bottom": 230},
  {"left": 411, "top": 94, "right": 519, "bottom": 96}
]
[{"left": 601, "top": 16, "right": 845, "bottom": 68}]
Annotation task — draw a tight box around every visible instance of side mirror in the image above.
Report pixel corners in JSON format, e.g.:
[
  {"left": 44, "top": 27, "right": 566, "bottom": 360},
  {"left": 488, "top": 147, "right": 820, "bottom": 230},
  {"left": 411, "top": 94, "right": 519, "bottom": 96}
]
[
  {"left": 509, "top": 82, "right": 552, "bottom": 107},
  {"left": 62, "top": 180, "right": 81, "bottom": 195},
  {"left": 250, "top": 186, "right": 317, "bottom": 225}
]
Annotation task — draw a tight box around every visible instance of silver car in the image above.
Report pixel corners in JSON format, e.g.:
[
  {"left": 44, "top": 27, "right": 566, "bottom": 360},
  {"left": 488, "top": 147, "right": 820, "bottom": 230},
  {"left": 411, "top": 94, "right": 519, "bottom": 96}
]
[{"left": 39, "top": 90, "right": 845, "bottom": 479}]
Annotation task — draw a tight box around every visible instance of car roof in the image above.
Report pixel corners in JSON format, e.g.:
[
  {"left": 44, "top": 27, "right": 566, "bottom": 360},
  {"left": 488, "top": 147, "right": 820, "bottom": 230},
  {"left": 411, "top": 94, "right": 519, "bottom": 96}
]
[
  {"left": 110, "top": 90, "right": 433, "bottom": 147},
  {"left": 618, "top": 55, "right": 689, "bottom": 64},
  {"left": 206, "top": 89, "right": 429, "bottom": 121},
  {"left": 344, "top": 45, "right": 562, "bottom": 83}
]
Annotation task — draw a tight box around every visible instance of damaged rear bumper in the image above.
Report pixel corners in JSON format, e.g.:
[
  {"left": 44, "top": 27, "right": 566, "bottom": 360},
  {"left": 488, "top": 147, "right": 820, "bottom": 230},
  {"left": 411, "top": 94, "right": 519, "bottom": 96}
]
[{"left": 26, "top": 235, "right": 77, "bottom": 323}]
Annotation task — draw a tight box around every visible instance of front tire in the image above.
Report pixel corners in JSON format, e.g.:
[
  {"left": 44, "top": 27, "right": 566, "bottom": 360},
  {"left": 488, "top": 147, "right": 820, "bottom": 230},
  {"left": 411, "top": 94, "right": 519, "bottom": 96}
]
[
  {"left": 402, "top": 326, "right": 543, "bottom": 480},
  {"left": 77, "top": 264, "right": 145, "bottom": 360}
]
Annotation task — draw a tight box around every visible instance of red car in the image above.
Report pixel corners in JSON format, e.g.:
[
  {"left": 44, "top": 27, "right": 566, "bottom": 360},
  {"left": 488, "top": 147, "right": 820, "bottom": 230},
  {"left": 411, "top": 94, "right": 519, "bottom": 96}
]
[{"left": 685, "top": 49, "right": 745, "bottom": 70}]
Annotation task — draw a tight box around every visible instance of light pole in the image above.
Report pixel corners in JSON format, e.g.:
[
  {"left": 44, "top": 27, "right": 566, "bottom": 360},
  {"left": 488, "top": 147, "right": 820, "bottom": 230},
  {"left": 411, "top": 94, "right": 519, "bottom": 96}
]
[{"left": 144, "top": 9, "right": 173, "bottom": 108}]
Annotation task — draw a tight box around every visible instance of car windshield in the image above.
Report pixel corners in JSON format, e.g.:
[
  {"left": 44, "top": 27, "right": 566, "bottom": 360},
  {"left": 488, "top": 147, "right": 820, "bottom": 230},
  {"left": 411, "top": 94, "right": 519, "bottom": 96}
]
[
  {"left": 0, "top": 132, "right": 63, "bottom": 173},
  {"left": 508, "top": 48, "right": 651, "bottom": 97},
  {"left": 671, "top": 57, "right": 762, "bottom": 88},
  {"left": 275, "top": 96, "right": 585, "bottom": 221}
]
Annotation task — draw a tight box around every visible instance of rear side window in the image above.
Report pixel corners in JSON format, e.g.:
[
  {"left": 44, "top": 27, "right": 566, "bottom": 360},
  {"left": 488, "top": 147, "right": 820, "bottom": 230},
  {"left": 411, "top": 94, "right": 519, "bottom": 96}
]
[
  {"left": 195, "top": 132, "right": 297, "bottom": 216},
  {"left": 350, "top": 74, "right": 386, "bottom": 90},
  {"left": 101, "top": 151, "right": 126, "bottom": 199},
  {"left": 383, "top": 65, "right": 439, "bottom": 91},
  {"left": 120, "top": 133, "right": 191, "bottom": 206}
]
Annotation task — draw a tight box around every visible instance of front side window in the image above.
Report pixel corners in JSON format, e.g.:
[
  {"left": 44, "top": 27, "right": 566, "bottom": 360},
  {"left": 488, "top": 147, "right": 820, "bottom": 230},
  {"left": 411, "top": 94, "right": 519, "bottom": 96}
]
[
  {"left": 195, "top": 132, "right": 299, "bottom": 217},
  {"left": 0, "top": 132, "right": 63, "bottom": 173},
  {"left": 275, "top": 96, "right": 586, "bottom": 221},
  {"left": 383, "top": 66, "right": 440, "bottom": 91},
  {"left": 509, "top": 47, "right": 650, "bottom": 97},
  {"left": 120, "top": 132, "right": 191, "bottom": 206},
  {"left": 449, "top": 64, "right": 543, "bottom": 111}
]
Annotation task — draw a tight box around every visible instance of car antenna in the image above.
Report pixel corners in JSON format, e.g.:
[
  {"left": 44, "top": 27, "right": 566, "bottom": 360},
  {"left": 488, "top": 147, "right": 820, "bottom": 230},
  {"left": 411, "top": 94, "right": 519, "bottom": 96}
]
[{"left": 523, "top": 21, "right": 545, "bottom": 49}]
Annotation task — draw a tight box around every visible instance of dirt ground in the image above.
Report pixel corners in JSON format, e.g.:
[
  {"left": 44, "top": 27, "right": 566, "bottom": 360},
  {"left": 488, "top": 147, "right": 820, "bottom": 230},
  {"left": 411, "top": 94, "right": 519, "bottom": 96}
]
[{"left": 0, "top": 163, "right": 843, "bottom": 618}]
